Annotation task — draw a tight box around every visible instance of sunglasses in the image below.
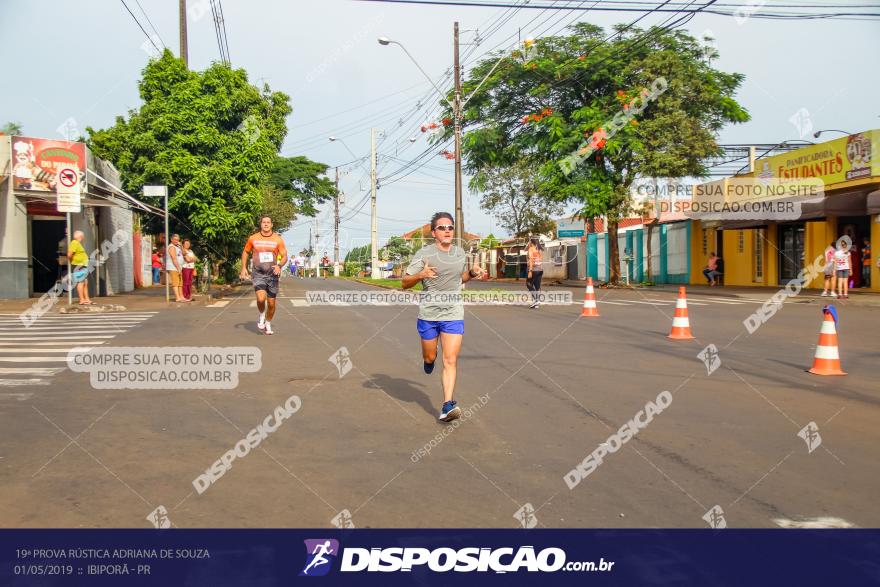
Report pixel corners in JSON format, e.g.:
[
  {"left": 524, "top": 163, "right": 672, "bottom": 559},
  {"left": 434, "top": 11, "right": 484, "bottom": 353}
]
[{"left": 434, "top": 224, "right": 455, "bottom": 231}]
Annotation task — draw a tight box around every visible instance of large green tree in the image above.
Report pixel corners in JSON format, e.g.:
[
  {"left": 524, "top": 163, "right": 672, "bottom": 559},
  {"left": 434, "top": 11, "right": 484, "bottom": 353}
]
[
  {"left": 446, "top": 24, "right": 749, "bottom": 282},
  {"left": 87, "top": 50, "right": 291, "bottom": 279}
]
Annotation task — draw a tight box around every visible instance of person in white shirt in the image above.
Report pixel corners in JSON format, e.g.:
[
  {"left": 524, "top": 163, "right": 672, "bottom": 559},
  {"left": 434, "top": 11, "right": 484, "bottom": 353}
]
[
  {"left": 821, "top": 241, "right": 837, "bottom": 297},
  {"left": 834, "top": 240, "right": 852, "bottom": 299}
]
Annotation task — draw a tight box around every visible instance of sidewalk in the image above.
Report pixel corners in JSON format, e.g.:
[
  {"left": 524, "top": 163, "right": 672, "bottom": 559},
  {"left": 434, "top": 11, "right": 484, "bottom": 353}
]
[
  {"left": 0, "top": 284, "right": 247, "bottom": 314},
  {"left": 556, "top": 279, "right": 880, "bottom": 306}
]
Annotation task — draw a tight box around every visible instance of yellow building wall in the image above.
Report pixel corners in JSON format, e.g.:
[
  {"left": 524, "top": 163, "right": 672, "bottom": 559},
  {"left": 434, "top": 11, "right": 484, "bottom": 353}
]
[
  {"left": 804, "top": 218, "right": 836, "bottom": 289},
  {"left": 872, "top": 216, "right": 880, "bottom": 291},
  {"left": 720, "top": 229, "right": 754, "bottom": 285}
]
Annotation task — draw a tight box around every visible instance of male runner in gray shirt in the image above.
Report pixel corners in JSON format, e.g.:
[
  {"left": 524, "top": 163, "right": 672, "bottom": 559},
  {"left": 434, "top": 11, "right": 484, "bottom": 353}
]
[{"left": 402, "top": 212, "right": 484, "bottom": 422}]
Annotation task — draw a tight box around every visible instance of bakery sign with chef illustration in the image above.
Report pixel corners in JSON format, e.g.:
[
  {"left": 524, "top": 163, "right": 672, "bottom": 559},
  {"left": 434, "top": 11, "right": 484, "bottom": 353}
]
[{"left": 11, "top": 136, "right": 86, "bottom": 192}]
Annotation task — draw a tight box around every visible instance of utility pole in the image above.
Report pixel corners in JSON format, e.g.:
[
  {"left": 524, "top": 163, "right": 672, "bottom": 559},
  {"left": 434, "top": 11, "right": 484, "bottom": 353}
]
[
  {"left": 334, "top": 166, "right": 340, "bottom": 266},
  {"left": 453, "top": 21, "right": 464, "bottom": 247},
  {"left": 179, "top": 0, "right": 188, "bottom": 67},
  {"left": 370, "top": 128, "right": 380, "bottom": 279}
]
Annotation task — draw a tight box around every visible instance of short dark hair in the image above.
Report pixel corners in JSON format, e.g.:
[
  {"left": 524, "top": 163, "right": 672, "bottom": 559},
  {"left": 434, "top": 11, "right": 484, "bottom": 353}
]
[
  {"left": 260, "top": 214, "right": 273, "bottom": 223},
  {"left": 430, "top": 212, "right": 454, "bottom": 230}
]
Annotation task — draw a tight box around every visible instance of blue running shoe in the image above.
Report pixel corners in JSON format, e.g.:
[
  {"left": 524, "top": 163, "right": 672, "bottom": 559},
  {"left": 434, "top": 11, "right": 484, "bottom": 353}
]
[
  {"left": 438, "top": 400, "right": 461, "bottom": 422},
  {"left": 424, "top": 361, "right": 435, "bottom": 374}
]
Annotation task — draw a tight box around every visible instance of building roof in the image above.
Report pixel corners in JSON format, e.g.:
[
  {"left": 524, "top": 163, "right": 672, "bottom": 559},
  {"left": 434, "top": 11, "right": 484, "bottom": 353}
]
[{"left": 584, "top": 217, "right": 645, "bottom": 234}]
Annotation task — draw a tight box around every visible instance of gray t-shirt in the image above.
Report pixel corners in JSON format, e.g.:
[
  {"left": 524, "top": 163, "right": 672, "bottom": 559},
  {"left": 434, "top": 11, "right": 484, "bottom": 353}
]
[{"left": 405, "top": 244, "right": 467, "bottom": 321}]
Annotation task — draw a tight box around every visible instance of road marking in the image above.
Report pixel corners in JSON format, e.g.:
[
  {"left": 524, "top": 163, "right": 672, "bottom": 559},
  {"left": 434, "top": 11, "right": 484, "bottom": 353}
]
[
  {"left": 773, "top": 517, "right": 856, "bottom": 529},
  {"left": 0, "top": 326, "right": 140, "bottom": 332},
  {"left": 290, "top": 299, "right": 310, "bottom": 307},
  {"left": 0, "top": 347, "right": 94, "bottom": 353},
  {"left": 0, "top": 367, "right": 65, "bottom": 375},
  {"left": 0, "top": 392, "right": 34, "bottom": 400},
  {"left": 0, "top": 357, "right": 71, "bottom": 362},
  {"left": 0, "top": 336, "right": 116, "bottom": 341},
  {"left": 593, "top": 300, "right": 633, "bottom": 306},
  {"left": 0, "top": 341, "right": 107, "bottom": 346},
  {"left": 0, "top": 379, "right": 49, "bottom": 386},
  {"left": 206, "top": 300, "right": 230, "bottom": 308},
  {"left": 250, "top": 300, "right": 257, "bottom": 308}
]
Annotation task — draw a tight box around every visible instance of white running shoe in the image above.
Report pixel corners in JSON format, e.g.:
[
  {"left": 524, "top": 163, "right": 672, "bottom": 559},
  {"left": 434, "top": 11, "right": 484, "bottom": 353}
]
[
  {"left": 264, "top": 322, "right": 274, "bottom": 335},
  {"left": 257, "top": 315, "right": 266, "bottom": 330}
]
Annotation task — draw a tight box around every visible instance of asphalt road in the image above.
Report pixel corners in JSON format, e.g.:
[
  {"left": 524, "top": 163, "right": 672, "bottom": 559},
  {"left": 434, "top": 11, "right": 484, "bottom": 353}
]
[{"left": 1, "top": 277, "right": 877, "bottom": 529}]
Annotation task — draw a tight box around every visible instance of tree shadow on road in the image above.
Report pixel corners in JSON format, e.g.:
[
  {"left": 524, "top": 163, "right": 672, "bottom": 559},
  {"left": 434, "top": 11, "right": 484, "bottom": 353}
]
[{"left": 364, "top": 373, "right": 436, "bottom": 417}]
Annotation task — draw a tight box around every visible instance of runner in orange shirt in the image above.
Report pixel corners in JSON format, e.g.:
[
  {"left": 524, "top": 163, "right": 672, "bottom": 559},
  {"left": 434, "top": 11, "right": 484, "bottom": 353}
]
[{"left": 241, "top": 215, "right": 287, "bottom": 335}]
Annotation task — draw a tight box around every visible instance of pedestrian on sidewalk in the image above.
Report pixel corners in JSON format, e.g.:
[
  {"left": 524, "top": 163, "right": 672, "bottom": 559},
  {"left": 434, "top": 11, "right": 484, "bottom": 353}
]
[
  {"left": 526, "top": 236, "right": 544, "bottom": 308},
  {"left": 321, "top": 251, "right": 331, "bottom": 279},
  {"left": 151, "top": 248, "right": 161, "bottom": 285},
  {"left": 182, "top": 238, "right": 197, "bottom": 300},
  {"left": 861, "top": 237, "right": 871, "bottom": 288},
  {"left": 402, "top": 211, "right": 484, "bottom": 423},
  {"left": 166, "top": 234, "right": 189, "bottom": 302},
  {"left": 67, "top": 230, "right": 92, "bottom": 305},
  {"left": 822, "top": 241, "right": 837, "bottom": 297},
  {"left": 834, "top": 240, "right": 852, "bottom": 299},
  {"left": 703, "top": 252, "right": 721, "bottom": 286}
]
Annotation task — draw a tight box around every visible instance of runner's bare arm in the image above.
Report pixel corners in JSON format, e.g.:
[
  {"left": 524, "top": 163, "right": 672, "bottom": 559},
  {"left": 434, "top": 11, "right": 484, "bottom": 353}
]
[
  {"left": 240, "top": 237, "right": 252, "bottom": 280},
  {"left": 274, "top": 242, "right": 288, "bottom": 276}
]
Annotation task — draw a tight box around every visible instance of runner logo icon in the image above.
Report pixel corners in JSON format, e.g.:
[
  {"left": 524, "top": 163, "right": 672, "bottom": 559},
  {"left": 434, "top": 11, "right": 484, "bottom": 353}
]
[{"left": 300, "top": 539, "right": 339, "bottom": 577}]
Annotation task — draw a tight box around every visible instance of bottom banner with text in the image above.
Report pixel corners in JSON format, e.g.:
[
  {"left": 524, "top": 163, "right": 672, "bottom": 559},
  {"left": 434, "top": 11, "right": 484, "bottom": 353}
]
[{"left": 1, "top": 529, "right": 876, "bottom": 586}]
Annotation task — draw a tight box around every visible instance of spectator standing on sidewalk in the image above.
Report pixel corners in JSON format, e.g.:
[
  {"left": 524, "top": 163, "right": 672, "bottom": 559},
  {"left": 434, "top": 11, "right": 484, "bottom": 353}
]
[
  {"left": 182, "top": 239, "right": 197, "bottom": 300},
  {"left": 834, "top": 240, "right": 852, "bottom": 299},
  {"left": 821, "top": 241, "right": 837, "bottom": 297},
  {"left": 320, "top": 251, "right": 331, "bottom": 279},
  {"left": 166, "top": 234, "right": 189, "bottom": 302},
  {"left": 702, "top": 252, "right": 721, "bottom": 286},
  {"left": 861, "top": 237, "right": 871, "bottom": 288},
  {"left": 151, "top": 248, "right": 161, "bottom": 285},
  {"left": 68, "top": 230, "right": 92, "bottom": 305}
]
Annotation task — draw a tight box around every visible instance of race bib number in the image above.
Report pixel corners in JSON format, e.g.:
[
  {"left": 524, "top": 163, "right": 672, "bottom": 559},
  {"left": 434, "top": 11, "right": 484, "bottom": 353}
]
[{"left": 258, "top": 252, "right": 274, "bottom": 263}]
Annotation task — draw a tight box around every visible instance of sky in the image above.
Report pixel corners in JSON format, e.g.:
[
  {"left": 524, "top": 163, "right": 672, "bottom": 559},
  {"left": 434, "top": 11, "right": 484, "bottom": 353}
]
[{"left": 2, "top": 0, "right": 878, "bottom": 258}]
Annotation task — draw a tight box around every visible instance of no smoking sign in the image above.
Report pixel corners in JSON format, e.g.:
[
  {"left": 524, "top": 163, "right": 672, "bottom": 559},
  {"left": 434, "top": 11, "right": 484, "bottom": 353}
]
[{"left": 59, "top": 168, "right": 78, "bottom": 188}]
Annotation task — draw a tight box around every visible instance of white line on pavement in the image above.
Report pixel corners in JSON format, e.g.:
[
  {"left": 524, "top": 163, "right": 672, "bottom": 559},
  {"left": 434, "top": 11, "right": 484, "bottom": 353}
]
[
  {"left": 773, "top": 517, "right": 856, "bottom": 529},
  {"left": 0, "top": 379, "right": 50, "bottom": 386},
  {"left": 0, "top": 392, "right": 34, "bottom": 400}
]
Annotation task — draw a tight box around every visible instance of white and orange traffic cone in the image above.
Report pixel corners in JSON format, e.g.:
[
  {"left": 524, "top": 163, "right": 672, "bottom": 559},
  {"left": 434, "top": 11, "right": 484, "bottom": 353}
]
[
  {"left": 808, "top": 310, "right": 846, "bottom": 376},
  {"left": 667, "top": 286, "right": 695, "bottom": 339},
  {"left": 581, "top": 277, "right": 599, "bottom": 317}
]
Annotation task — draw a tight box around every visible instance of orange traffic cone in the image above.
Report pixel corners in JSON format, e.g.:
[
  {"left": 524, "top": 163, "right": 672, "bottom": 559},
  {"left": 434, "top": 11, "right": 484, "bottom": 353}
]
[
  {"left": 581, "top": 278, "right": 599, "bottom": 317},
  {"left": 668, "top": 286, "right": 695, "bottom": 339},
  {"left": 808, "top": 311, "right": 846, "bottom": 375}
]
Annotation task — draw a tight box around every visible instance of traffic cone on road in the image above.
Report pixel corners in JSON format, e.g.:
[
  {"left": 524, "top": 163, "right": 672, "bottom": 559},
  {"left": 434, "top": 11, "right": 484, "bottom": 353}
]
[
  {"left": 581, "top": 277, "right": 599, "bottom": 317},
  {"left": 808, "top": 310, "right": 846, "bottom": 376},
  {"left": 667, "top": 286, "right": 695, "bottom": 339}
]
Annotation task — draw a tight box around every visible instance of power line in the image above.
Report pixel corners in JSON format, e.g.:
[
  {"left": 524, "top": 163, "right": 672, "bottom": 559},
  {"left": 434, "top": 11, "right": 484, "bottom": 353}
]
[
  {"left": 133, "top": 0, "right": 167, "bottom": 47},
  {"left": 119, "top": 0, "right": 162, "bottom": 53}
]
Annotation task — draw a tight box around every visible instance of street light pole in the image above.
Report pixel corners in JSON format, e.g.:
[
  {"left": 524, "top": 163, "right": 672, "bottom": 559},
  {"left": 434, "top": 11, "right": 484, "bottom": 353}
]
[
  {"left": 453, "top": 22, "right": 464, "bottom": 247},
  {"left": 334, "top": 166, "right": 340, "bottom": 267},
  {"left": 370, "top": 128, "right": 380, "bottom": 279}
]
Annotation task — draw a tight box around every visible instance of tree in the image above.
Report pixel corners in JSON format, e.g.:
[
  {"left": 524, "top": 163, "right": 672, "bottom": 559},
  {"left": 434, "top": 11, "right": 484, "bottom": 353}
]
[
  {"left": 264, "top": 155, "right": 336, "bottom": 220},
  {"left": 0, "top": 122, "right": 22, "bottom": 135},
  {"left": 479, "top": 234, "right": 502, "bottom": 249},
  {"left": 87, "top": 50, "right": 292, "bottom": 280},
  {"left": 380, "top": 236, "right": 412, "bottom": 263},
  {"left": 447, "top": 24, "right": 749, "bottom": 282},
  {"left": 470, "top": 161, "right": 565, "bottom": 238}
]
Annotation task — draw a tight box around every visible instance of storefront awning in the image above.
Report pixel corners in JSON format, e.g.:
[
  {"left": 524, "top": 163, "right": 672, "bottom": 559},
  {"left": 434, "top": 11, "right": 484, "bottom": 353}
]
[{"left": 14, "top": 191, "right": 126, "bottom": 208}]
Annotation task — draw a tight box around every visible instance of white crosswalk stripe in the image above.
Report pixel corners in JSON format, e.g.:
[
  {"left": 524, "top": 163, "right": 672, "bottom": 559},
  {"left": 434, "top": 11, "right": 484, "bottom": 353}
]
[
  {"left": 0, "top": 312, "right": 156, "bottom": 389},
  {"left": 583, "top": 297, "right": 749, "bottom": 307}
]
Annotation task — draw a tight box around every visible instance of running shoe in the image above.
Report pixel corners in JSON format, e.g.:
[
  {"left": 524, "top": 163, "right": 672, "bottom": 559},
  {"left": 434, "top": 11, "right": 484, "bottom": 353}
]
[
  {"left": 264, "top": 322, "right": 274, "bottom": 335},
  {"left": 424, "top": 361, "right": 435, "bottom": 374},
  {"left": 257, "top": 314, "right": 266, "bottom": 330},
  {"left": 438, "top": 400, "right": 461, "bottom": 422},
  {"left": 820, "top": 291, "right": 828, "bottom": 297},
  {"left": 831, "top": 292, "right": 838, "bottom": 298}
]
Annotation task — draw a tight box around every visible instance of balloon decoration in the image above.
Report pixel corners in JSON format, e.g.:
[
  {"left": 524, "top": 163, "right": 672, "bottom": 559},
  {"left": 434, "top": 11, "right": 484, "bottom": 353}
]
[{"left": 440, "top": 149, "right": 456, "bottom": 160}]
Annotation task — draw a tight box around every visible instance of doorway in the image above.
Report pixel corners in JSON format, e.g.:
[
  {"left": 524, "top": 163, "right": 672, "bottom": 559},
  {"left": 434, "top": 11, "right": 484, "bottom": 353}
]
[
  {"left": 837, "top": 216, "right": 871, "bottom": 287},
  {"left": 31, "top": 218, "right": 67, "bottom": 293},
  {"left": 778, "top": 223, "right": 805, "bottom": 284}
]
